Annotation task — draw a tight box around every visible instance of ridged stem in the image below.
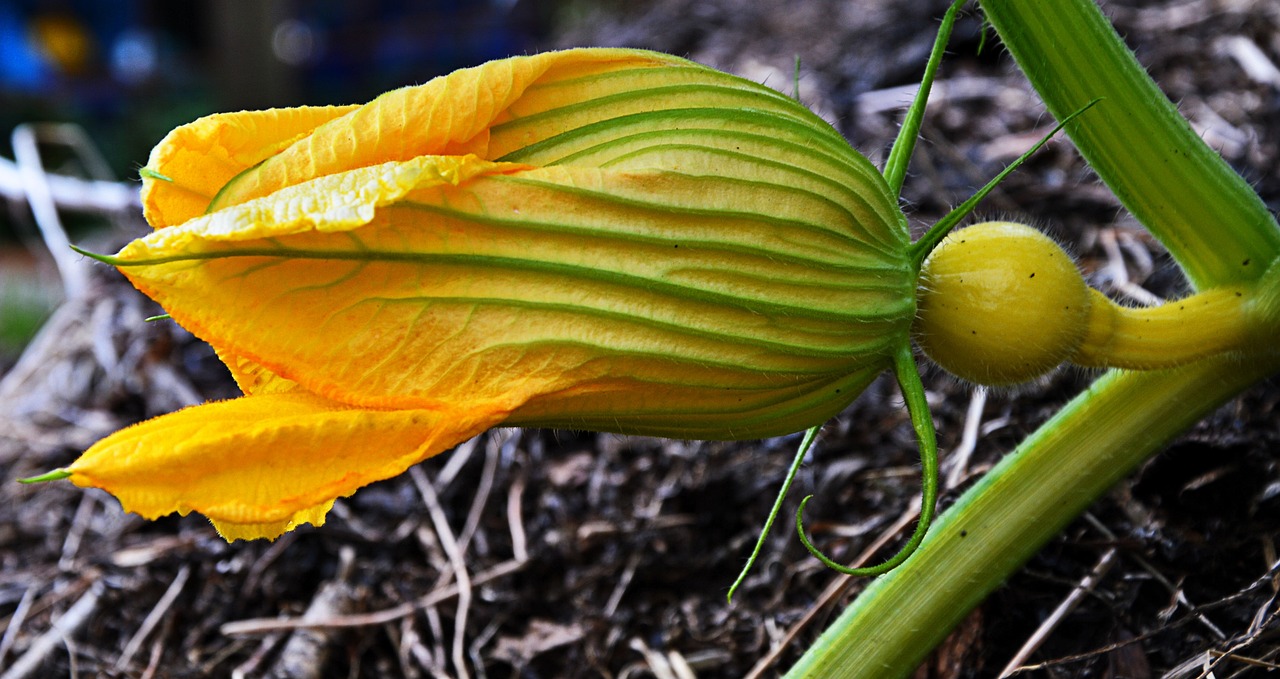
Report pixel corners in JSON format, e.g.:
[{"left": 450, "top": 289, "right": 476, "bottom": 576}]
[
  {"left": 786, "top": 0, "right": 1280, "bottom": 675},
  {"left": 784, "top": 356, "right": 1280, "bottom": 677},
  {"left": 980, "top": 0, "right": 1280, "bottom": 288}
]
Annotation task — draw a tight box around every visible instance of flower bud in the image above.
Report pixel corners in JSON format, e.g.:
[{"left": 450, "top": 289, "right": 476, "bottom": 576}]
[{"left": 66, "top": 48, "right": 918, "bottom": 539}]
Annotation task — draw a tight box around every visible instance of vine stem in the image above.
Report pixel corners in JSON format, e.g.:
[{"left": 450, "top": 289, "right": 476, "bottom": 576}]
[
  {"left": 785, "top": 0, "right": 1280, "bottom": 674},
  {"left": 785, "top": 354, "right": 1280, "bottom": 677},
  {"left": 980, "top": 0, "right": 1279, "bottom": 287}
]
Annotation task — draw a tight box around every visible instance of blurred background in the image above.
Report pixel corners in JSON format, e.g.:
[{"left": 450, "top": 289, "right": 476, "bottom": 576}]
[
  {"left": 0, "top": 0, "right": 560, "bottom": 366},
  {"left": 0, "top": 0, "right": 557, "bottom": 160}
]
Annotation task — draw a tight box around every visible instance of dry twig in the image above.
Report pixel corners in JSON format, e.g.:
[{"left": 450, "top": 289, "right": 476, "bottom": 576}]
[
  {"left": 115, "top": 565, "right": 190, "bottom": 672},
  {"left": 0, "top": 581, "right": 102, "bottom": 679},
  {"left": 412, "top": 466, "right": 474, "bottom": 679},
  {"left": 998, "top": 547, "right": 1119, "bottom": 677}
]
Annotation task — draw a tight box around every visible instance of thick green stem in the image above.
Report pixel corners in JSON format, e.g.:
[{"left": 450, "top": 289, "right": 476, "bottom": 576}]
[
  {"left": 785, "top": 356, "right": 1280, "bottom": 678},
  {"left": 786, "top": 0, "right": 1280, "bottom": 675},
  {"left": 980, "top": 0, "right": 1280, "bottom": 287}
]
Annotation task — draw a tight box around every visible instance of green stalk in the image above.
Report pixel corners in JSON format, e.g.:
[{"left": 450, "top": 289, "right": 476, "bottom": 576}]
[
  {"left": 882, "top": 0, "right": 966, "bottom": 198},
  {"left": 786, "top": 0, "right": 1280, "bottom": 675},
  {"left": 980, "top": 0, "right": 1280, "bottom": 287},
  {"left": 785, "top": 355, "right": 1280, "bottom": 677}
]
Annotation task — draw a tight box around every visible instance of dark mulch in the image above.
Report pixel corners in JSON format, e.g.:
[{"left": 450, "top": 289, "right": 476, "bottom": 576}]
[{"left": 2, "top": 0, "right": 1278, "bottom": 677}]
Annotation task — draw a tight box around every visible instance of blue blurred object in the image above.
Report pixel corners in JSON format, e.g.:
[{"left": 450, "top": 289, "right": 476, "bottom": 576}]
[
  {"left": 291, "top": 0, "right": 544, "bottom": 103},
  {"left": 0, "top": 3, "right": 53, "bottom": 93},
  {"left": 0, "top": 0, "right": 551, "bottom": 183},
  {"left": 2, "top": 0, "right": 546, "bottom": 102}
]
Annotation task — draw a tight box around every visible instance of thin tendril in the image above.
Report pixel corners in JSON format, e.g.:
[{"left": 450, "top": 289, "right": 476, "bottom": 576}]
[
  {"left": 727, "top": 425, "right": 820, "bottom": 603},
  {"left": 69, "top": 243, "right": 122, "bottom": 266},
  {"left": 795, "top": 343, "right": 938, "bottom": 575}
]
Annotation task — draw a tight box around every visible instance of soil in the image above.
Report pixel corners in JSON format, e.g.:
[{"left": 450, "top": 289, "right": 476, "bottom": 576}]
[{"left": 2, "top": 0, "right": 1278, "bottom": 677}]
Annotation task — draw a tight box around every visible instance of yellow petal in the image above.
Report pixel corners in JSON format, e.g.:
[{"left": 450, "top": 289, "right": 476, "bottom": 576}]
[
  {"left": 66, "top": 391, "right": 505, "bottom": 540},
  {"left": 107, "top": 152, "right": 911, "bottom": 438},
  {"left": 215, "top": 347, "right": 300, "bottom": 396},
  {"left": 112, "top": 47, "right": 918, "bottom": 441},
  {"left": 211, "top": 501, "right": 335, "bottom": 543},
  {"left": 141, "top": 106, "right": 360, "bottom": 228},
  {"left": 205, "top": 48, "right": 689, "bottom": 211}
]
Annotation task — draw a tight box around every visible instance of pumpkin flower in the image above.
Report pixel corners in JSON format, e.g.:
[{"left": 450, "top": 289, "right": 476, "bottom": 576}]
[{"left": 49, "top": 48, "right": 917, "bottom": 540}]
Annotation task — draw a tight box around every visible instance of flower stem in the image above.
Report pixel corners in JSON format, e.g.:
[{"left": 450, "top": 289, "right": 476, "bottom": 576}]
[
  {"left": 785, "top": 0, "right": 1280, "bottom": 674},
  {"left": 980, "top": 0, "right": 1280, "bottom": 287},
  {"left": 1072, "top": 287, "right": 1253, "bottom": 370},
  {"left": 785, "top": 356, "right": 1280, "bottom": 678}
]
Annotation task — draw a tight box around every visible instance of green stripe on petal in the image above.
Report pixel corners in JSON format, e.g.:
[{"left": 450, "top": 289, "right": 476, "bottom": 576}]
[{"left": 108, "top": 154, "right": 913, "bottom": 437}]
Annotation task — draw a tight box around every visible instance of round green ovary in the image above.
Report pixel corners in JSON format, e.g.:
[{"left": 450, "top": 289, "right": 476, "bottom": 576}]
[{"left": 915, "top": 222, "right": 1091, "bottom": 386}]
